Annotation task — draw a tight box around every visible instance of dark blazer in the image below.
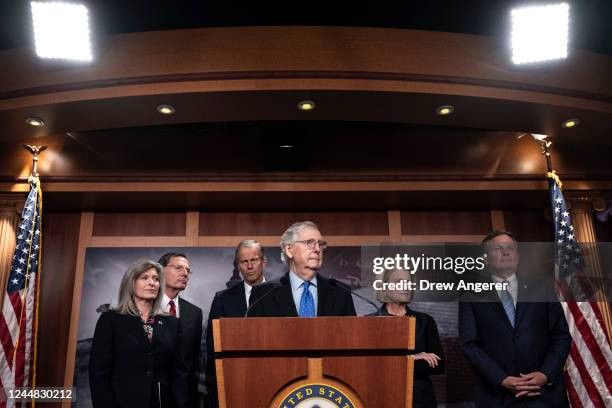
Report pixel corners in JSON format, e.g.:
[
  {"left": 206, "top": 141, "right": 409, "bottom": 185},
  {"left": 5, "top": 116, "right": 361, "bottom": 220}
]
[
  {"left": 89, "top": 311, "right": 188, "bottom": 408},
  {"left": 368, "top": 306, "right": 445, "bottom": 408},
  {"left": 459, "top": 278, "right": 571, "bottom": 408},
  {"left": 204, "top": 281, "right": 249, "bottom": 408},
  {"left": 177, "top": 298, "right": 203, "bottom": 408},
  {"left": 248, "top": 272, "right": 356, "bottom": 317}
]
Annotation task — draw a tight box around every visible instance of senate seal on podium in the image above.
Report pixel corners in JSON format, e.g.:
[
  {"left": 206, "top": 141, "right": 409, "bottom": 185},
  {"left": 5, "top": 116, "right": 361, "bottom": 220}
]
[{"left": 277, "top": 384, "right": 356, "bottom": 408}]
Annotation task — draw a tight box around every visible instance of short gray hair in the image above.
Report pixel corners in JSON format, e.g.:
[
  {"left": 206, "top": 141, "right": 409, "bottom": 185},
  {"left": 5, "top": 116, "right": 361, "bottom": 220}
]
[
  {"left": 234, "top": 239, "right": 265, "bottom": 262},
  {"left": 376, "top": 268, "right": 411, "bottom": 303},
  {"left": 113, "top": 259, "right": 165, "bottom": 317},
  {"left": 280, "top": 221, "right": 319, "bottom": 263}
]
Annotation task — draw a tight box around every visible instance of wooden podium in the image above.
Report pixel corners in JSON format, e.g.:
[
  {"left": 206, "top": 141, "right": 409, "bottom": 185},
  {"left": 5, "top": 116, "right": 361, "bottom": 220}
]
[{"left": 212, "top": 316, "right": 416, "bottom": 408}]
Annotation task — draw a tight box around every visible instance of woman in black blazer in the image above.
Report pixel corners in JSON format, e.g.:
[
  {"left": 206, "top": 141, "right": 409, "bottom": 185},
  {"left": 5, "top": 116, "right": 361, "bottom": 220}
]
[
  {"left": 368, "top": 268, "right": 445, "bottom": 408},
  {"left": 89, "top": 260, "right": 188, "bottom": 408}
]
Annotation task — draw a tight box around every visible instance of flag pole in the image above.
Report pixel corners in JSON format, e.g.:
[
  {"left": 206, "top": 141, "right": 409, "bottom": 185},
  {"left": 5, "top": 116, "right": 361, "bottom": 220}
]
[
  {"left": 21, "top": 145, "right": 45, "bottom": 408},
  {"left": 22, "top": 145, "right": 47, "bottom": 181}
]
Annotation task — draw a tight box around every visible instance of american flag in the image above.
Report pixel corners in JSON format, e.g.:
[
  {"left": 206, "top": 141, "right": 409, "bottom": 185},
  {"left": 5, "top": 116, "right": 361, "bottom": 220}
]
[
  {"left": 0, "top": 179, "right": 42, "bottom": 407},
  {"left": 549, "top": 174, "right": 612, "bottom": 407}
]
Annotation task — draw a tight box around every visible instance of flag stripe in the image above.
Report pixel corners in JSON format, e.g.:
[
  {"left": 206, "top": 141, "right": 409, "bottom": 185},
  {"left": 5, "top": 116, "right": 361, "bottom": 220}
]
[
  {"left": 567, "top": 302, "right": 612, "bottom": 396},
  {"left": 564, "top": 369, "right": 584, "bottom": 408},
  {"left": 568, "top": 341, "right": 606, "bottom": 407},
  {"left": 588, "top": 301, "right": 611, "bottom": 347}
]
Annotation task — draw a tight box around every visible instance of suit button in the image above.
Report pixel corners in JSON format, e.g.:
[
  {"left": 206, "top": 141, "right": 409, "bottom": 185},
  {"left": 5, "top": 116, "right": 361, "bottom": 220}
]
[
  {"left": 148, "top": 352, "right": 153, "bottom": 357},
  {"left": 146, "top": 371, "right": 153, "bottom": 377}
]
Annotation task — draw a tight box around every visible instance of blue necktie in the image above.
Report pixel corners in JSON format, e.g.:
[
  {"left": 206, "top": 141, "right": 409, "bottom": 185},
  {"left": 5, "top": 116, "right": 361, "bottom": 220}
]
[
  {"left": 499, "top": 282, "right": 515, "bottom": 327},
  {"left": 299, "top": 281, "right": 315, "bottom": 317}
]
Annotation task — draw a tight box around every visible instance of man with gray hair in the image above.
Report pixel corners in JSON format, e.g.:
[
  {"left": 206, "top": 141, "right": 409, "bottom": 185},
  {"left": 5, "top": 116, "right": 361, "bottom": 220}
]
[
  {"left": 205, "top": 239, "right": 267, "bottom": 407},
  {"left": 249, "top": 221, "right": 356, "bottom": 317}
]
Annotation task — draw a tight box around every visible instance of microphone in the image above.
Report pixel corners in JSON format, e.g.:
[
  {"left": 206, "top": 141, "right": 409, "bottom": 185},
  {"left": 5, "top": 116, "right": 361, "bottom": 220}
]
[
  {"left": 244, "top": 283, "right": 280, "bottom": 317},
  {"left": 328, "top": 278, "right": 381, "bottom": 315}
]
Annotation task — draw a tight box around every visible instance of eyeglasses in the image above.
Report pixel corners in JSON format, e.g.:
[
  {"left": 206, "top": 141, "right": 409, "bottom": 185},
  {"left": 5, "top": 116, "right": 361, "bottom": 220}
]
[
  {"left": 293, "top": 239, "right": 328, "bottom": 250},
  {"left": 238, "top": 257, "right": 262, "bottom": 266},
  {"left": 167, "top": 264, "right": 193, "bottom": 274}
]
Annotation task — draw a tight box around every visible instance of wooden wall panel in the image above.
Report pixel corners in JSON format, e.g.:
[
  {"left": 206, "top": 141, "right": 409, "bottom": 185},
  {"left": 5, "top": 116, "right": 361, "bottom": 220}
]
[
  {"left": 594, "top": 217, "right": 612, "bottom": 242},
  {"left": 92, "top": 212, "right": 186, "bottom": 236},
  {"left": 503, "top": 210, "right": 554, "bottom": 241},
  {"left": 199, "top": 212, "right": 389, "bottom": 236},
  {"left": 401, "top": 211, "right": 492, "bottom": 235},
  {"left": 37, "top": 213, "right": 81, "bottom": 397}
]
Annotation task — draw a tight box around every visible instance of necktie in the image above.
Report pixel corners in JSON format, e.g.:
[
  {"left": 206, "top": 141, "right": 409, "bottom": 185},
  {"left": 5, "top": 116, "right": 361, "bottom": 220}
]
[
  {"left": 168, "top": 299, "right": 176, "bottom": 317},
  {"left": 299, "top": 281, "right": 315, "bottom": 317},
  {"left": 499, "top": 281, "right": 515, "bottom": 327}
]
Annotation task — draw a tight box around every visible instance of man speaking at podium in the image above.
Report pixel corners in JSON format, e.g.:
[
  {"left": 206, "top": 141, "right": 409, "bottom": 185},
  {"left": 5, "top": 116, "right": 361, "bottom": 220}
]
[{"left": 249, "top": 221, "right": 356, "bottom": 317}]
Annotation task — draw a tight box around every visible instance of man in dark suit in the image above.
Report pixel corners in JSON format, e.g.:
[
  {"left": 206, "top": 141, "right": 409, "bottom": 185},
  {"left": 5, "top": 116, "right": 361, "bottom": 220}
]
[
  {"left": 158, "top": 252, "right": 203, "bottom": 408},
  {"left": 249, "top": 221, "right": 356, "bottom": 317},
  {"left": 459, "top": 231, "right": 571, "bottom": 407},
  {"left": 204, "top": 240, "right": 267, "bottom": 406}
]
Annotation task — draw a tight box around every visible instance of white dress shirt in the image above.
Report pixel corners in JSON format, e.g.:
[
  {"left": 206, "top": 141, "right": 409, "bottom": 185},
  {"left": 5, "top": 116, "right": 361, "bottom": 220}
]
[
  {"left": 162, "top": 293, "right": 181, "bottom": 317},
  {"left": 244, "top": 277, "right": 266, "bottom": 307}
]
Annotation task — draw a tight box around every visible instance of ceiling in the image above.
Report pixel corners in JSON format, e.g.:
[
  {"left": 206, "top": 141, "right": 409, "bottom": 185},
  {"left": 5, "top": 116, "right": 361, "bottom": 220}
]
[{"left": 0, "top": 1, "right": 610, "bottom": 203}]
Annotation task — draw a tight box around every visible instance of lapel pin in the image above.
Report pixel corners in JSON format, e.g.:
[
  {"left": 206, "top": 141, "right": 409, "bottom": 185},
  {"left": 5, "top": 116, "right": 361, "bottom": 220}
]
[{"left": 158, "top": 320, "right": 163, "bottom": 325}]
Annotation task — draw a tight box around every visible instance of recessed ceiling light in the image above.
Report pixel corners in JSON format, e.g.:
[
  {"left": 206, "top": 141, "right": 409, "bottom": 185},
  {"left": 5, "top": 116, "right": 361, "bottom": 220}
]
[
  {"left": 25, "top": 117, "right": 45, "bottom": 127},
  {"left": 297, "top": 101, "right": 315, "bottom": 111},
  {"left": 436, "top": 105, "right": 454, "bottom": 116},
  {"left": 156, "top": 104, "right": 175, "bottom": 115},
  {"left": 511, "top": 3, "right": 569, "bottom": 64},
  {"left": 280, "top": 145, "right": 294, "bottom": 148},
  {"left": 561, "top": 118, "right": 579, "bottom": 128},
  {"left": 31, "top": 1, "right": 93, "bottom": 61}
]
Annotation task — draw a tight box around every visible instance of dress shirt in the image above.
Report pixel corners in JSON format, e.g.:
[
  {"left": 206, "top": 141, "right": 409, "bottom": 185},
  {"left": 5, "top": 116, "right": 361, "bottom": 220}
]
[
  {"left": 289, "top": 271, "right": 318, "bottom": 316},
  {"left": 162, "top": 293, "right": 181, "bottom": 317},
  {"left": 244, "top": 277, "right": 266, "bottom": 307},
  {"left": 492, "top": 273, "right": 518, "bottom": 306}
]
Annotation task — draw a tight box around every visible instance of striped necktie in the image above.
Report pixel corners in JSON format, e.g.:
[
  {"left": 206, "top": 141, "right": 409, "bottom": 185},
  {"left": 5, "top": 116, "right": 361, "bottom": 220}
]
[{"left": 499, "top": 282, "right": 515, "bottom": 327}]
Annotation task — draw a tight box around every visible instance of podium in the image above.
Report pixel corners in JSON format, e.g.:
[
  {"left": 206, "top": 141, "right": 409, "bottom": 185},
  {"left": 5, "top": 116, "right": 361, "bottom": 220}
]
[{"left": 212, "top": 316, "right": 416, "bottom": 408}]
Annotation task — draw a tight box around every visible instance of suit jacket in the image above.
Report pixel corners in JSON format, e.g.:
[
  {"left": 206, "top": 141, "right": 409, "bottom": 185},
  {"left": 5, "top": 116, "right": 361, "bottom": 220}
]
[
  {"left": 204, "top": 281, "right": 249, "bottom": 407},
  {"left": 177, "top": 298, "right": 203, "bottom": 408},
  {"left": 458, "top": 277, "right": 571, "bottom": 408},
  {"left": 248, "top": 272, "right": 357, "bottom": 317},
  {"left": 89, "top": 311, "right": 188, "bottom": 408}
]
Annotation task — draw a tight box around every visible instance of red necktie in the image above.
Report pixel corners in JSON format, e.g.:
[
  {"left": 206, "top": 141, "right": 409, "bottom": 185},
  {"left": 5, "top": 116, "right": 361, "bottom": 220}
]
[{"left": 168, "top": 300, "right": 176, "bottom": 317}]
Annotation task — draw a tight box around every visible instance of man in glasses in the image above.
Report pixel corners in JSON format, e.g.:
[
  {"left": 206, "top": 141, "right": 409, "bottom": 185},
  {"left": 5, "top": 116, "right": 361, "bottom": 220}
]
[
  {"left": 158, "top": 252, "right": 203, "bottom": 408},
  {"left": 205, "top": 240, "right": 268, "bottom": 406},
  {"left": 249, "top": 221, "right": 356, "bottom": 317}
]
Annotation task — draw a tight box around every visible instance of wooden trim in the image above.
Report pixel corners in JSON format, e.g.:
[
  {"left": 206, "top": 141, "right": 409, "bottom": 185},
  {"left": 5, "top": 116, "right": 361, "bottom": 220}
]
[
  {"left": 388, "top": 210, "right": 402, "bottom": 241},
  {"left": 62, "top": 212, "right": 93, "bottom": 406},
  {"left": 405, "top": 356, "right": 414, "bottom": 408},
  {"left": 307, "top": 358, "right": 323, "bottom": 380},
  {"left": 215, "top": 359, "right": 227, "bottom": 408},
  {"left": 89, "top": 236, "right": 187, "bottom": 247},
  {"left": 83, "top": 234, "right": 490, "bottom": 248},
  {"left": 490, "top": 210, "right": 506, "bottom": 230},
  {"left": 185, "top": 211, "right": 199, "bottom": 246},
  {"left": 408, "top": 316, "right": 416, "bottom": 351},
  {"left": 4, "top": 179, "right": 612, "bottom": 194},
  {"left": 213, "top": 319, "right": 222, "bottom": 353},
  {"left": 401, "top": 235, "right": 483, "bottom": 243}
]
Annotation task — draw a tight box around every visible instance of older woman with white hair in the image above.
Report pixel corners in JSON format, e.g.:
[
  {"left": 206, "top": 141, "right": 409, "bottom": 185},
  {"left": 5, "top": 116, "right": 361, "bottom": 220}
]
[
  {"left": 368, "top": 268, "right": 445, "bottom": 408},
  {"left": 248, "top": 221, "right": 356, "bottom": 317},
  {"left": 89, "top": 260, "right": 188, "bottom": 408}
]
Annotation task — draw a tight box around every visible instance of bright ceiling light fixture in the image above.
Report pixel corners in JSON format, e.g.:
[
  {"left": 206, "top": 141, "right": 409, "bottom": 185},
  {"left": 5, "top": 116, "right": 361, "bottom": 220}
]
[
  {"left": 31, "top": 1, "right": 93, "bottom": 61},
  {"left": 511, "top": 3, "right": 569, "bottom": 64}
]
